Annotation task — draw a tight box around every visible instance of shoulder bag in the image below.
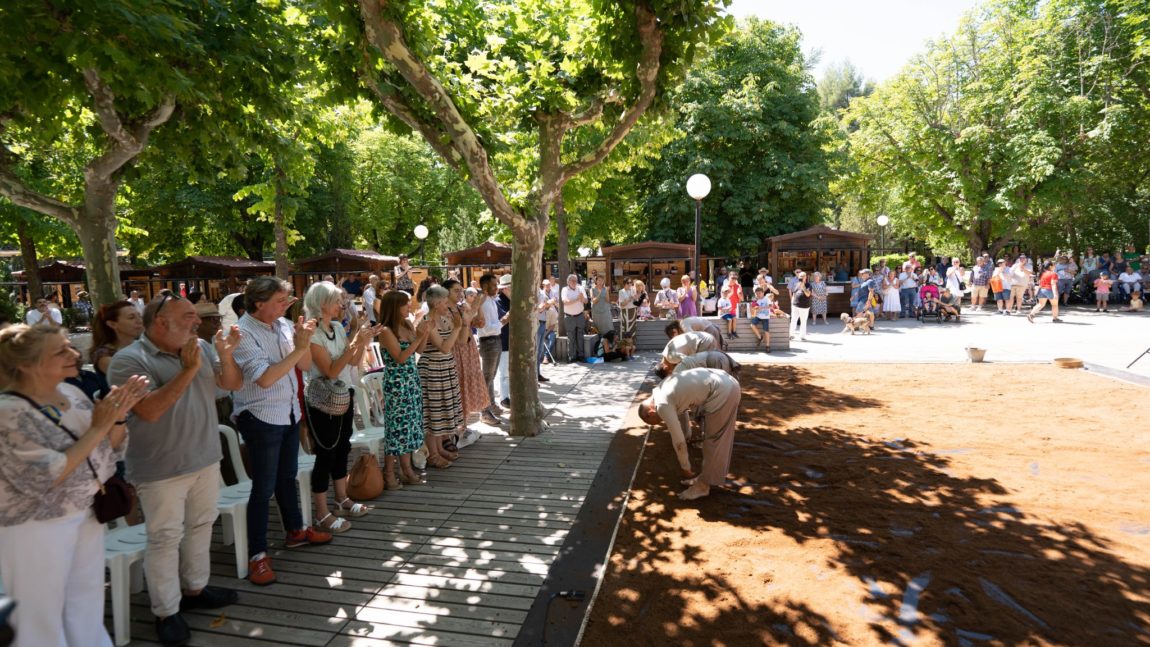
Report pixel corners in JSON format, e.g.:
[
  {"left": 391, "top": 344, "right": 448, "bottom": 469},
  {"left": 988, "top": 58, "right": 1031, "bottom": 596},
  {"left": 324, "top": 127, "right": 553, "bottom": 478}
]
[
  {"left": 5, "top": 392, "right": 133, "bottom": 523},
  {"left": 305, "top": 375, "right": 350, "bottom": 416},
  {"left": 346, "top": 453, "right": 383, "bottom": 500}
]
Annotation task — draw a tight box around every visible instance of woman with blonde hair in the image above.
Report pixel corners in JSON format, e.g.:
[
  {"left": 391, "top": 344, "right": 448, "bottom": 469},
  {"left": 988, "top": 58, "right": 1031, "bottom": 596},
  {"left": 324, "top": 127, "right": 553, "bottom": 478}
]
[{"left": 0, "top": 325, "right": 149, "bottom": 647}]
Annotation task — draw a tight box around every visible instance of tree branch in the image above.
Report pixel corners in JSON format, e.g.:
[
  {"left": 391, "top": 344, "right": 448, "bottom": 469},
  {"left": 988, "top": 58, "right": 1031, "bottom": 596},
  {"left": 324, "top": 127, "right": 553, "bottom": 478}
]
[
  {"left": 558, "top": 2, "right": 663, "bottom": 184},
  {"left": 355, "top": 0, "right": 526, "bottom": 231},
  {"left": 0, "top": 144, "right": 79, "bottom": 224},
  {"left": 83, "top": 69, "right": 136, "bottom": 149},
  {"left": 360, "top": 72, "right": 462, "bottom": 170},
  {"left": 85, "top": 94, "right": 176, "bottom": 184}
]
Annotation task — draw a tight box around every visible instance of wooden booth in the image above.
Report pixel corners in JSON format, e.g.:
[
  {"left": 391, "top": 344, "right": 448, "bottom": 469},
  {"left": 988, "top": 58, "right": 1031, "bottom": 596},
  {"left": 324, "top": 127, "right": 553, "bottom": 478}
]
[
  {"left": 443, "top": 241, "right": 513, "bottom": 287},
  {"left": 153, "top": 256, "right": 275, "bottom": 303},
  {"left": 290, "top": 248, "right": 399, "bottom": 298},
  {"left": 602, "top": 241, "right": 710, "bottom": 294},
  {"left": 762, "top": 225, "right": 872, "bottom": 315},
  {"left": 11, "top": 261, "right": 87, "bottom": 307}
]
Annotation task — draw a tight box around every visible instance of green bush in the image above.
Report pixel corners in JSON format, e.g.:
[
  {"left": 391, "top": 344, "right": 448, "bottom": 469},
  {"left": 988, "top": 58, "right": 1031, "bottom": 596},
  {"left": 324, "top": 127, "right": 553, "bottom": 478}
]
[
  {"left": 871, "top": 253, "right": 910, "bottom": 270},
  {"left": 0, "top": 290, "right": 21, "bottom": 326}
]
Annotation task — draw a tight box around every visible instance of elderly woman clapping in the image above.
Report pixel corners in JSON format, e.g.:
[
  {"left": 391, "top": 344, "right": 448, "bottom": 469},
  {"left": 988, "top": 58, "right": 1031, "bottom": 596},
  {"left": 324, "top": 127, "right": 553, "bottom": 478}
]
[{"left": 0, "top": 324, "right": 149, "bottom": 647}]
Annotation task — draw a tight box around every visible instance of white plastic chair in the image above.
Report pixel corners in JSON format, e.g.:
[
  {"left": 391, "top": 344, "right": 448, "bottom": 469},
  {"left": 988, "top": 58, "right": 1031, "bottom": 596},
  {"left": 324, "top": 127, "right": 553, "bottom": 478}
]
[
  {"left": 217, "top": 424, "right": 251, "bottom": 578},
  {"left": 351, "top": 371, "right": 388, "bottom": 456},
  {"left": 368, "top": 341, "right": 384, "bottom": 370},
  {"left": 104, "top": 520, "right": 148, "bottom": 646}
]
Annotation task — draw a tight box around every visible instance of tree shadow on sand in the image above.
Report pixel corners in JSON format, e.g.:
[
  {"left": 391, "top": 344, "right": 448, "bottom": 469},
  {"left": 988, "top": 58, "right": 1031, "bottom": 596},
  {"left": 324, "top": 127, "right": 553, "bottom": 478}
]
[{"left": 585, "top": 364, "right": 1150, "bottom": 646}]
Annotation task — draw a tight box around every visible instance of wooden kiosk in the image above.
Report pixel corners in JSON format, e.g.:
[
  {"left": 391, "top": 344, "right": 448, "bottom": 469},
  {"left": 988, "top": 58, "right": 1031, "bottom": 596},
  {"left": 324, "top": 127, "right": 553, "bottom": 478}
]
[
  {"left": 153, "top": 256, "right": 275, "bottom": 302},
  {"left": 602, "top": 241, "right": 704, "bottom": 292},
  {"left": 443, "top": 241, "right": 512, "bottom": 287},
  {"left": 290, "top": 248, "right": 399, "bottom": 298},
  {"left": 762, "top": 225, "right": 872, "bottom": 315}
]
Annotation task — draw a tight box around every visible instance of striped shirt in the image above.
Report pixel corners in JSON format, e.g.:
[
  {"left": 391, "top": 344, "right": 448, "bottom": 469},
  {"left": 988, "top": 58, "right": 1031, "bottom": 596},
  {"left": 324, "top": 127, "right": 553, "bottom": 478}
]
[{"left": 232, "top": 313, "right": 301, "bottom": 425}]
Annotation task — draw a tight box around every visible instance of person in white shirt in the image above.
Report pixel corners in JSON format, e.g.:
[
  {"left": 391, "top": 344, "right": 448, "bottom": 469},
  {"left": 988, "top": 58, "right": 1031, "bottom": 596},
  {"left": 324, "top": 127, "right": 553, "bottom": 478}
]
[
  {"left": 475, "top": 274, "right": 504, "bottom": 425},
  {"left": 24, "top": 298, "right": 63, "bottom": 326},
  {"left": 362, "top": 274, "right": 379, "bottom": 324},
  {"left": 535, "top": 280, "right": 556, "bottom": 381},
  {"left": 561, "top": 274, "right": 588, "bottom": 362},
  {"left": 638, "top": 368, "right": 741, "bottom": 500},
  {"left": 128, "top": 290, "right": 147, "bottom": 315},
  {"left": 661, "top": 330, "right": 720, "bottom": 367},
  {"left": 1118, "top": 269, "right": 1143, "bottom": 298},
  {"left": 666, "top": 316, "right": 726, "bottom": 351},
  {"left": 898, "top": 266, "right": 919, "bottom": 318}
]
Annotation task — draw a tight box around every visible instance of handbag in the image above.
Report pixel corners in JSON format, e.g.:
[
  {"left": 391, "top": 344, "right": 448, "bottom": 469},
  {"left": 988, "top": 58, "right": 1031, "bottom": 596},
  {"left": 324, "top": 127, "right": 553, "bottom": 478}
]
[
  {"left": 346, "top": 453, "right": 383, "bottom": 500},
  {"left": 304, "top": 376, "right": 350, "bottom": 416},
  {"left": 5, "top": 391, "right": 135, "bottom": 523}
]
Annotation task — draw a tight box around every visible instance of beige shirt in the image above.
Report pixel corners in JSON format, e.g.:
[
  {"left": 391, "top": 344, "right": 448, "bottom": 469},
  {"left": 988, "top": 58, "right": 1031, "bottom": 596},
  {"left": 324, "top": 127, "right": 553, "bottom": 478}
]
[
  {"left": 661, "top": 331, "right": 717, "bottom": 365},
  {"left": 652, "top": 368, "right": 739, "bottom": 471}
]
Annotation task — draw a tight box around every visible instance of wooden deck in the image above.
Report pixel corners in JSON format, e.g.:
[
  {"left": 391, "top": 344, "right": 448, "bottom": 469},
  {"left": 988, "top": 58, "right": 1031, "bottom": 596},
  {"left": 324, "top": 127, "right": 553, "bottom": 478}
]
[{"left": 117, "top": 357, "right": 653, "bottom": 646}]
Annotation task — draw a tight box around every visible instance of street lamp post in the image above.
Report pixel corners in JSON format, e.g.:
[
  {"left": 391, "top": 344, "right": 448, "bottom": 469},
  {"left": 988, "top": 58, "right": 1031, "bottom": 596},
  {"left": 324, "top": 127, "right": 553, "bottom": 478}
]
[
  {"left": 686, "top": 173, "right": 711, "bottom": 312},
  {"left": 876, "top": 215, "right": 890, "bottom": 256},
  {"left": 413, "top": 224, "right": 429, "bottom": 265}
]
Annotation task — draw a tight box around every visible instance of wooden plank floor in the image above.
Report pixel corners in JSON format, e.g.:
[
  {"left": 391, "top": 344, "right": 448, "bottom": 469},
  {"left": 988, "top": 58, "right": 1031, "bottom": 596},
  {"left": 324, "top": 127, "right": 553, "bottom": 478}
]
[{"left": 117, "top": 356, "right": 652, "bottom": 646}]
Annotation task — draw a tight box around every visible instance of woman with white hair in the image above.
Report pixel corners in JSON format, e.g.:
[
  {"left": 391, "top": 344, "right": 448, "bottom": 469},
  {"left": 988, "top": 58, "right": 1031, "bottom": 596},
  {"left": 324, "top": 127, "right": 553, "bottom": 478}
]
[
  {"left": 417, "top": 286, "right": 465, "bottom": 468},
  {"left": 303, "top": 282, "right": 381, "bottom": 531},
  {"left": 654, "top": 277, "right": 679, "bottom": 320}
]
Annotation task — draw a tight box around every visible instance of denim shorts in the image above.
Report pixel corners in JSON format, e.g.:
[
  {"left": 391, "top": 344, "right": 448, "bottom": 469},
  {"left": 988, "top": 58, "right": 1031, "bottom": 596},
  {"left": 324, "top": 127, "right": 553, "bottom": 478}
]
[
  {"left": 1037, "top": 288, "right": 1055, "bottom": 300},
  {"left": 721, "top": 313, "right": 735, "bottom": 320},
  {"left": 752, "top": 317, "right": 770, "bottom": 331},
  {"left": 993, "top": 291, "right": 1008, "bottom": 301}
]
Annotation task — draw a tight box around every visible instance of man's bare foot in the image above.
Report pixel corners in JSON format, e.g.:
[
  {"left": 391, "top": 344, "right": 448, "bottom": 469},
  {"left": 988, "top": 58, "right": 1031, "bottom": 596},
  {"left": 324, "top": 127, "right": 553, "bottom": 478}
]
[{"left": 678, "top": 481, "right": 711, "bottom": 500}]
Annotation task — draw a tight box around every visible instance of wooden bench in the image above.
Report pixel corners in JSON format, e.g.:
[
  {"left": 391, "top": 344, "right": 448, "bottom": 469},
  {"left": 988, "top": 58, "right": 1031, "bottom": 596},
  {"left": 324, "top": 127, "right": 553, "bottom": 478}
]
[{"left": 632, "top": 317, "right": 790, "bottom": 353}]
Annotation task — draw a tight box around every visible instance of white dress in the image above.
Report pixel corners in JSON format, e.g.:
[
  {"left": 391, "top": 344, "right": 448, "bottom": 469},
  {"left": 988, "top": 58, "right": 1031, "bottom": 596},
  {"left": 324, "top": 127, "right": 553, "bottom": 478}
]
[{"left": 882, "top": 279, "right": 901, "bottom": 313}]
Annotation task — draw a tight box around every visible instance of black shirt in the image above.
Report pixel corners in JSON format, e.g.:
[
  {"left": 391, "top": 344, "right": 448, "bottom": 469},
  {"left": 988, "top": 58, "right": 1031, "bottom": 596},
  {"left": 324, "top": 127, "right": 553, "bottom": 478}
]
[
  {"left": 497, "top": 293, "right": 511, "bottom": 351},
  {"left": 792, "top": 282, "right": 812, "bottom": 309}
]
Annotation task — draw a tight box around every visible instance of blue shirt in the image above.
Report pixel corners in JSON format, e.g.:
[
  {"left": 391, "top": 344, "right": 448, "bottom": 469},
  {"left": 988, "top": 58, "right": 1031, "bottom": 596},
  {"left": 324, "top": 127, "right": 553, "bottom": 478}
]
[{"left": 231, "top": 314, "right": 301, "bottom": 426}]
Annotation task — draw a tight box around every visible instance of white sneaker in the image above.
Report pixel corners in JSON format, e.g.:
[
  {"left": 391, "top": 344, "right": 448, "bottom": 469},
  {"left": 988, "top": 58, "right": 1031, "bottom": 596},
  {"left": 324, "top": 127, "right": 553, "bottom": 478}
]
[{"left": 456, "top": 428, "right": 481, "bottom": 449}]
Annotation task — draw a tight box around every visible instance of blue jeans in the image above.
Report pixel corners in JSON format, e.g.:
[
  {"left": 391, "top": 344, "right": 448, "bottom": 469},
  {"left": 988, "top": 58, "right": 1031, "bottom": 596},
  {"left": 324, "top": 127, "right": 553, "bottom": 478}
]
[
  {"left": 236, "top": 410, "right": 303, "bottom": 557},
  {"left": 900, "top": 288, "right": 917, "bottom": 317},
  {"left": 535, "top": 321, "right": 548, "bottom": 371}
]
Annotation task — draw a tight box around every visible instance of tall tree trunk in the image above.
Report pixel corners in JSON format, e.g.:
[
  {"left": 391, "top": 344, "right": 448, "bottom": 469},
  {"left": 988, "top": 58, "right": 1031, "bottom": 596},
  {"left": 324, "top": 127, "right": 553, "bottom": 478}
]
[
  {"left": 80, "top": 178, "right": 123, "bottom": 306},
  {"left": 273, "top": 167, "right": 290, "bottom": 280},
  {"left": 507, "top": 218, "right": 548, "bottom": 437},
  {"left": 15, "top": 217, "right": 42, "bottom": 302}
]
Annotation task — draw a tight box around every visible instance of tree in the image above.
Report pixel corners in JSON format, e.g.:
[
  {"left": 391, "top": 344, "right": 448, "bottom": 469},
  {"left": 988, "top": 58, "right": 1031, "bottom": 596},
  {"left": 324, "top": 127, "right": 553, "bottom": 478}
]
[
  {"left": 638, "top": 18, "right": 833, "bottom": 258},
  {"left": 839, "top": 0, "right": 1150, "bottom": 257},
  {"left": 0, "top": 1, "right": 297, "bottom": 304},
  {"left": 817, "top": 59, "right": 873, "bottom": 114},
  {"left": 313, "top": 0, "right": 729, "bottom": 435}
]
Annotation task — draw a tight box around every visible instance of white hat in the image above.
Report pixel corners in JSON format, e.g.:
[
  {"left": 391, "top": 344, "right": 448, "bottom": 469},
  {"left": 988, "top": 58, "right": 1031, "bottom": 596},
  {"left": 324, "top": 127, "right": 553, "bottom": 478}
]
[{"left": 498, "top": 274, "right": 513, "bottom": 287}]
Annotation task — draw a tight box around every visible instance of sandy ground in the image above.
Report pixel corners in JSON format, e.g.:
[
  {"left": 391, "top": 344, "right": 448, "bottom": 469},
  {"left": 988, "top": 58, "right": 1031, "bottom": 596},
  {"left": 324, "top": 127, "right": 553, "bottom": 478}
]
[{"left": 584, "top": 363, "right": 1150, "bottom": 646}]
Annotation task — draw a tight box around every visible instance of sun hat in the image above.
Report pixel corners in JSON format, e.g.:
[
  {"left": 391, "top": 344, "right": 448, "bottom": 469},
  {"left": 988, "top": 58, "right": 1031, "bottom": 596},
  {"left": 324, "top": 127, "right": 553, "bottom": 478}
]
[
  {"left": 195, "top": 302, "right": 222, "bottom": 318},
  {"left": 498, "top": 274, "right": 513, "bottom": 288}
]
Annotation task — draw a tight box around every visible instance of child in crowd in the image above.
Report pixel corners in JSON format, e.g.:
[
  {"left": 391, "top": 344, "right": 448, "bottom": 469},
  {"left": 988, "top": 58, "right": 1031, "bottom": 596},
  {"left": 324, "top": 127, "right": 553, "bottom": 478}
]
[
  {"left": 1094, "top": 272, "right": 1112, "bottom": 312},
  {"left": 1124, "top": 290, "right": 1143, "bottom": 312},
  {"left": 718, "top": 286, "right": 737, "bottom": 339},
  {"left": 920, "top": 290, "right": 940, "bottom": 317},
  {"left": 750, "top": 287, "right": 771, "bottom": 348}
]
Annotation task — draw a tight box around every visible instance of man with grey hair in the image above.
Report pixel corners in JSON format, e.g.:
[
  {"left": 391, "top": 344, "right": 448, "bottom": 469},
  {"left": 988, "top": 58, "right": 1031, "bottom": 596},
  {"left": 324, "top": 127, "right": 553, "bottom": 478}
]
[
  {"left": 109, "top": 293, "right": 244, "bottom": 644},
  {"left": 231, "top": 277, "right": 327, "bottom": 587},
  {"left": 561, "top": 273, "right": 588, "bottom": 362},
  {"left": 476, "top": 273, "right": 504, "bottom": 425}
]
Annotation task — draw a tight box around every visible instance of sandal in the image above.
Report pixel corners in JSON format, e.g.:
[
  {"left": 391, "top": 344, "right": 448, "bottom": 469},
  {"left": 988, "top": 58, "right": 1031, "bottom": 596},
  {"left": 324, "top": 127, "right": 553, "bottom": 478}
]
[
  {"left": 427, "top": 454, "right": 452, "bottom": 469},
  {"left": 316, "top": 513, "right": 351, "bottom": 533},
  {"left": 384, "top": 480, "right": 404, "bottom": 491},
  {"left": 400, "top": 474, "right": 426, "bottom": 485},
  {"left": 442, "top": 436, "right": 459, "bottom": 454},
  {"left": 335, "top": 498, "right": 368, "bottom": 518}
]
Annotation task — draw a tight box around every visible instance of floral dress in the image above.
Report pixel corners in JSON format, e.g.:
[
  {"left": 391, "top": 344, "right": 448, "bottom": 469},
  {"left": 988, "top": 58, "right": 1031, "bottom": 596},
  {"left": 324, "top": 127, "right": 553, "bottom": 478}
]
[
  {"left": 383, "top": 339, "right": 424, "bottom": 455},
  {"left": 453, "top": 314, "right": 488, "bottom": 417},
  {"left": 418, "top": 318, "right": 464, "bottom": 437},
  {"left": 811, "top": 281, "right": 828, "bottom": 317}
]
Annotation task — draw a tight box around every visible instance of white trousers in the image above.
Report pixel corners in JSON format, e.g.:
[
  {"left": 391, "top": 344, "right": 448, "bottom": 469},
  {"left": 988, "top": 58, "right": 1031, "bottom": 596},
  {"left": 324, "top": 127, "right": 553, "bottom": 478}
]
[
  {"left": 790, "top": 306, "right": 810, "bottom": 339},
  {"left": 0, "top": 509, "right": 112, "bottom": 647},
  {"left": 497, "top": 350, "right": 510, "bottom": 402},
  {"left": 135, "top": 463, "right": 221, "bottom": 618}
]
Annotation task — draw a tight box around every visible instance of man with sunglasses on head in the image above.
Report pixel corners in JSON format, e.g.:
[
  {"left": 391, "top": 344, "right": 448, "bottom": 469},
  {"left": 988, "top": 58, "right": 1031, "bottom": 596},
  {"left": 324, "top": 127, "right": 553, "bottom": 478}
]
[
  {"left": 108, "top": 293, "right": 245, "bottom": 645},
  {"left": 230, "top": 277, "right": 327, "bottom": 588}
]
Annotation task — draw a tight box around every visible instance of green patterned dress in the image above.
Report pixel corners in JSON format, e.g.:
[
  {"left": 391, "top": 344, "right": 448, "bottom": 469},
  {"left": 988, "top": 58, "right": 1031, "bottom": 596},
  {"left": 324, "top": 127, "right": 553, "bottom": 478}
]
[{"left": 383, "top": 340, "right": 424, "bottom": 455}]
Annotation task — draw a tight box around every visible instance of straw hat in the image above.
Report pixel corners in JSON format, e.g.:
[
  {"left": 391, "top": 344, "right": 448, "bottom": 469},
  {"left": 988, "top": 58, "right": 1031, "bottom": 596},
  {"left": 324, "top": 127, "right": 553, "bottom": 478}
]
[
  {"left": 498, "top": 274, "right": 513, "bottom": 288},
  {"left": 195, "top": 302, "right": 222, "bottom": 318}
]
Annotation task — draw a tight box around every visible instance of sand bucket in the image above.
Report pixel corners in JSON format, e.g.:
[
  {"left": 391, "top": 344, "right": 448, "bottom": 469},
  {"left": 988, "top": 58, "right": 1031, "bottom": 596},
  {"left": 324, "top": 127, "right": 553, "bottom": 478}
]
[
  {"left": 1053, "top": 357, "right": 1083, "bottom": 369},
  {"left": 966, "top": 347, "right": 987, "bottom": 363}
]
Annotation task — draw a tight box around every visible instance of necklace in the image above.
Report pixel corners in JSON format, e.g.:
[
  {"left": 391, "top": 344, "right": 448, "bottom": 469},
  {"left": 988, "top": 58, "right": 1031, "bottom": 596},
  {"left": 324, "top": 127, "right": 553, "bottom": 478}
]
[{"left": 322, "top": 322, "right": 336, "bottom": 341}]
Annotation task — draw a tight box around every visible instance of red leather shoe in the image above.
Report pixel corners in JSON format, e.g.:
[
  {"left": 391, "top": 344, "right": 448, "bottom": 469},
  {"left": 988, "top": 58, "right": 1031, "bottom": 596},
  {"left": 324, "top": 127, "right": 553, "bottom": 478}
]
[
  {"left": 285, "top": 526, "right": 332, "bottom": 548},
  {"left": 248, "top": 555, "right": 276, "bottom": 586}
]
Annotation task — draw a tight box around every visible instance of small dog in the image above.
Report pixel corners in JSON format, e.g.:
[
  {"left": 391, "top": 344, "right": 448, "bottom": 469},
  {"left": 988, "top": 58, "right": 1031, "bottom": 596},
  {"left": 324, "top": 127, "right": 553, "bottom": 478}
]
[
  {"left": 618, "top": 336, "right": 636, "bottom": 354},
  {"left": 840, "top": 312, "right": 874, "bottom": 335}
]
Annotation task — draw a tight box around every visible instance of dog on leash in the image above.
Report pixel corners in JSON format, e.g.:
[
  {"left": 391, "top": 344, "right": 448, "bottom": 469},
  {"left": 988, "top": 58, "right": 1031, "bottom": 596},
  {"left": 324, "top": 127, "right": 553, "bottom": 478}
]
[{"left": 840, "top": 312, "right": 874, "bottom": 335}]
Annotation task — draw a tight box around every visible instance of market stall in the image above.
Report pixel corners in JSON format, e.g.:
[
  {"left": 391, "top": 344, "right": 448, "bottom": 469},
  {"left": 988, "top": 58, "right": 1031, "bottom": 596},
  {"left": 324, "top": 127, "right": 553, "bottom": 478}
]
[
  {"left": 762, "top": 225, "right": 872, "bottom": 315},
  {"left": 153, "top": 256, "right": 275, "bottom": 302},
  {"left": 290, "top": 248, "right": 399, "bottom": 298},
  {"left": 443, "top": 241, "right": 512, "bottom": 286}
]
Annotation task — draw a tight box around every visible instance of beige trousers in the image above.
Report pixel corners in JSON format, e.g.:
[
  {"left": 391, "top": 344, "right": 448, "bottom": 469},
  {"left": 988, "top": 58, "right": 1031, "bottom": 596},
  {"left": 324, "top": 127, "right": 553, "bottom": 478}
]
[
  {"left": 135, "top": 463, "right": 221, "bottom": 618},
  {"left": 699, "top": 379, "right": 741, "bottom": 486}
]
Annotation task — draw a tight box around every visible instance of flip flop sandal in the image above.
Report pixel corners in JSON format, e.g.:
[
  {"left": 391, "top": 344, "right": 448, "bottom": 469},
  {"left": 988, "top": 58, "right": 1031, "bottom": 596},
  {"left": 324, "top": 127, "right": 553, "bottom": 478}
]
[{"left": 427, "top": 455, "right": 452, "bottom": 469}]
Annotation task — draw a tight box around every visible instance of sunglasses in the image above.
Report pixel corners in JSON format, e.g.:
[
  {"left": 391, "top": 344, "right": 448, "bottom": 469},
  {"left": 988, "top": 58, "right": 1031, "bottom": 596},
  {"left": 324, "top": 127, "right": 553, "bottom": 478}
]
[{"left": 155, "top": 293, "right": 182, "bottom": 315}]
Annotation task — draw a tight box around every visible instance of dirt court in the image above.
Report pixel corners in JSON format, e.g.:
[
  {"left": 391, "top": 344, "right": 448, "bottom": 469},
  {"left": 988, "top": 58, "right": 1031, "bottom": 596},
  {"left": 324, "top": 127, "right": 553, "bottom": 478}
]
[{"left": 583, "top": 363, "right": 1150, "bottom": 646}]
